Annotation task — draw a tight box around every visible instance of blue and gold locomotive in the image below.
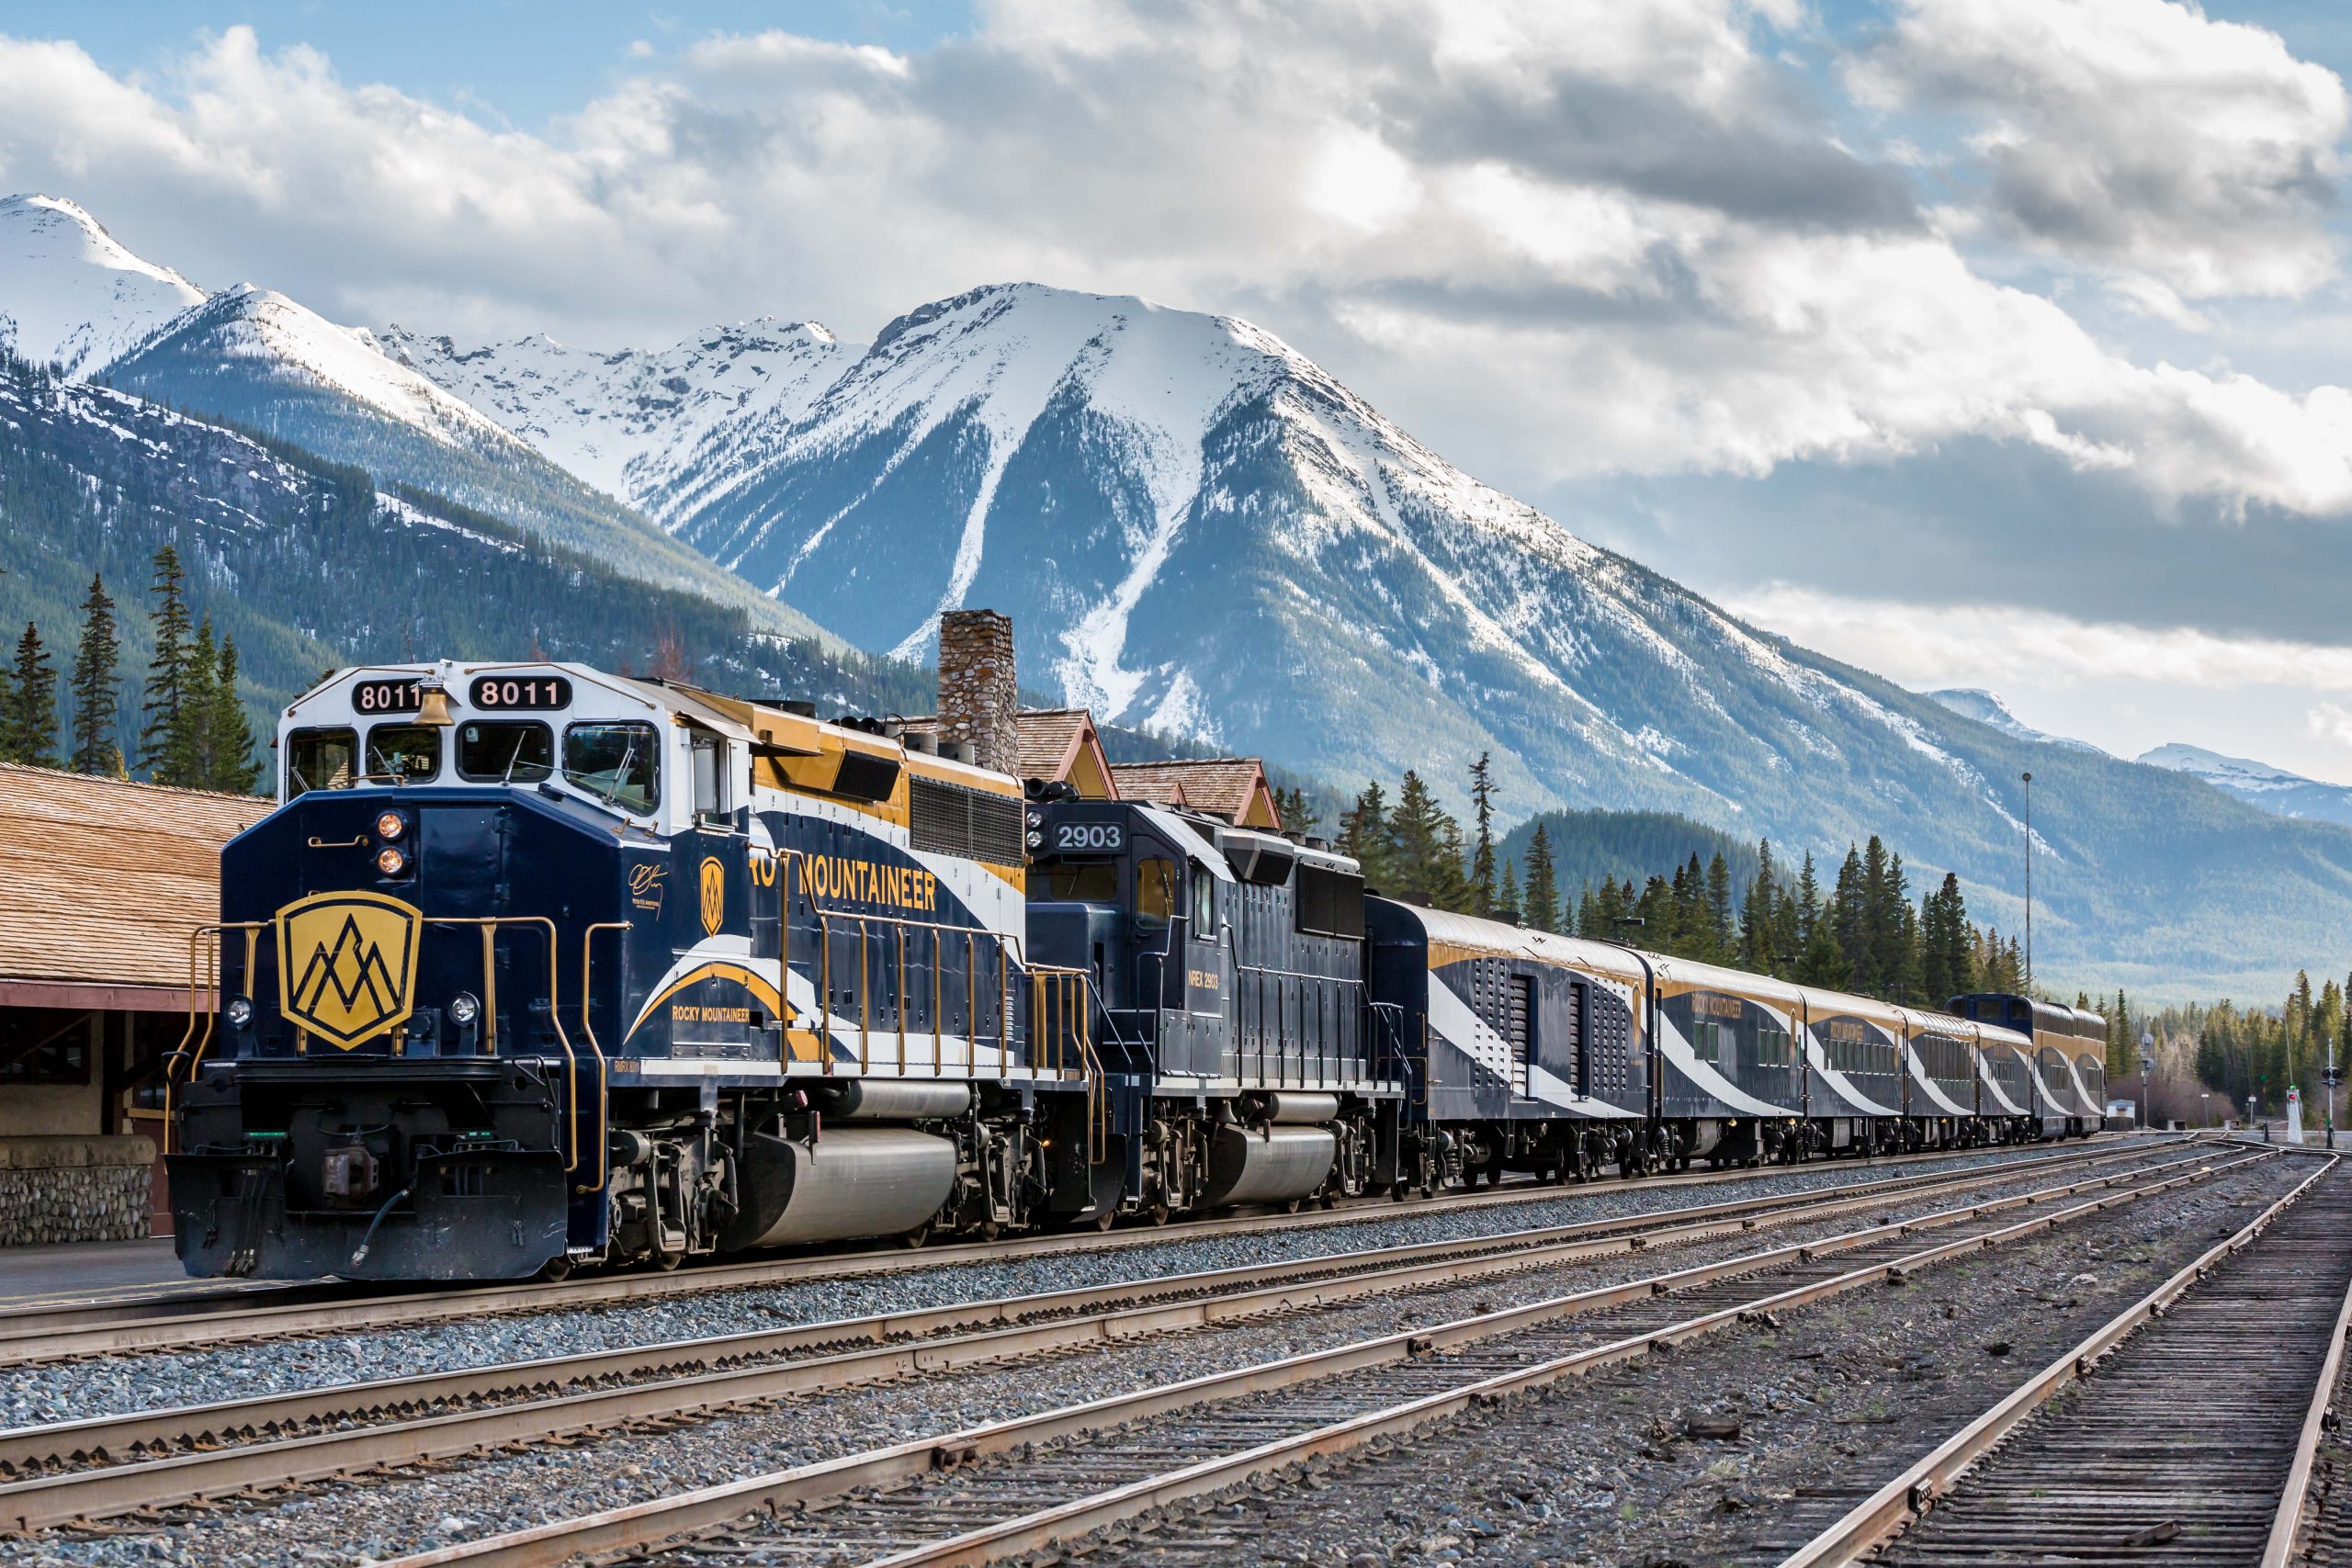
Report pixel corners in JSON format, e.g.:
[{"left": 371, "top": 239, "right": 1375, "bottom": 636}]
[{"left": 167, "top": 660, "right": 2091, "bottom": 1281}]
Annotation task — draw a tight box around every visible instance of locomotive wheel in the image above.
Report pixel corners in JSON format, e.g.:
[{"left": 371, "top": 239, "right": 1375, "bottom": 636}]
[
  {"left": 899, "top": 1223, "right": 932, "bottom": 1249},
  {"left": 654, "top": 1248, "right": 685, "bottom": 1272},
  {"left": 1148, "top": 1200, "right": 1172, "bottom": 1225},
  {"left": 537, "top": 1257, "right": 572, "bottom": 1283}
]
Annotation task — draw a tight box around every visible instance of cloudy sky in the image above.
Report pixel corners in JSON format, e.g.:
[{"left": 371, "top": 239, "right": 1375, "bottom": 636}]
[{"left": 9, "top": 0, "right": 2352, "bottom": 778}]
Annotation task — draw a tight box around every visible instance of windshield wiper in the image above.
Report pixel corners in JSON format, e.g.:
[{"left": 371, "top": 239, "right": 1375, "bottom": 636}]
[{"left": 596, "top": 735, "right": 640, "bottom": 810}]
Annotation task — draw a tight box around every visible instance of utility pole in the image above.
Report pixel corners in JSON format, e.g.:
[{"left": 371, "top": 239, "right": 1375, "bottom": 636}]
[{"left": 2020, "top": 771, "right": 2033, "bottom": 994}]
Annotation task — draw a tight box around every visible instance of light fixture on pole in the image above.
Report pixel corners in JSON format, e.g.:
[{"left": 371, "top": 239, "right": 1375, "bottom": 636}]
[
  {"left": 2019, "top": 771, "right": 2032, "bottom": 994},
  {"left": 2140, "top": 1030, "right": 2154, "bottom": 1134}
]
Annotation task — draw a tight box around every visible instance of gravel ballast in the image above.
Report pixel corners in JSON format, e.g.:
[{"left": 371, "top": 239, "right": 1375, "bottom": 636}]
[
  {"left": 1031, "top": 1156, "right": 2310, "bottom": 1567},
  {"left": 0, "top": 1140, "right": 2153, "bottom": 1430},
  {"left": 0, "top": 1143, "right": 2221, "bottom": 1568}
]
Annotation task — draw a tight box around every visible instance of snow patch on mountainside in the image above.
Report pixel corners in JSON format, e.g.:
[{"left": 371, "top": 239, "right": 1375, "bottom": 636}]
[
  {"left": 0, "top": 195, "right": 206, "bottom": 377},
  {"left": 378, "top": 320, "right": 847, "bottom": 513},
  {"left": 1928, "top": 688, "right": 2108, "bottom": 754},
  {"left": 2140, "top": 743, "right": 2352, "bottom": 829}
]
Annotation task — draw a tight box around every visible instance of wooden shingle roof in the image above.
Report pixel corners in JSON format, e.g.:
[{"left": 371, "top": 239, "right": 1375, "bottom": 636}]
[
  {"left": 900, "top": 709, "right": 1106, "bottom": 787},
  {"left": 0, "top": 763, "right": 269, "bottom": 993},
  {"left": 1106, "top": 759, "right": 1282, "bottom": 829}
]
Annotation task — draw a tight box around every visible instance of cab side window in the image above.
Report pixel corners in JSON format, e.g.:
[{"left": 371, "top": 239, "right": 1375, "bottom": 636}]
[{"left": 1191, "top": 862, "right": 1218, "bottom": 939}]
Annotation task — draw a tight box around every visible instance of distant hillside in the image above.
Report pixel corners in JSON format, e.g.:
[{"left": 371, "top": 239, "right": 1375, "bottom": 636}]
[
  {"left": 1500, "top": 808, "right": 1763, "bottom": 901},
  {"left": 0, "top": 355, "right": 934, "bottom": 747}
]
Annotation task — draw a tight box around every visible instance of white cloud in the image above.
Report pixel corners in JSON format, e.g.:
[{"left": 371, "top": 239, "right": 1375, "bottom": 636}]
[
  {"left": 1725, "top": 583, "right": 2352, "bottom": 694},
  {"left": 1851, "top": 0, "right": 2347, "bottom": 299},
  {"left": 4, "top": 6, "right": 2352, "bottom": 518},
  {"left": 2307, "top": 701, "right": 2352, "bottom": 750}
]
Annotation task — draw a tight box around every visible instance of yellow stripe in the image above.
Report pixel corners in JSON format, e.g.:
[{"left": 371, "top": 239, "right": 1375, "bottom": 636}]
[{"left": 625, "top": 961, "right": 788, "bottom": 1043}]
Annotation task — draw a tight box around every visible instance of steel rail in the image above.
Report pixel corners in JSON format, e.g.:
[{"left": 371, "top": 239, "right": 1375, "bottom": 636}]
[
  {"left": 0, "top": 1141, "right": 2202, "bottom": 1532},
  {"left": 2265, "top": 1225, "right": 2352, "bottom": 1568},
  {"left": 0, "top": 1135, "right": 2152, "bottom": 1368},
  {"left": 1772, "top": 1154, "right": 2343, "bottom": 1568},
  {"left": 356, "top": 1147, "right": 2266, "bottom": 1568}
]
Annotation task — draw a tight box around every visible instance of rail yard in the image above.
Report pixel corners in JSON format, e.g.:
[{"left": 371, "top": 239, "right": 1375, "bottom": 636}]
[
  {"left": 2, "top": 643, "right": 2343, "bottom": 1568},
  {"left": 0, "top": 1134, "right": 2341, "bottom": 1564}
]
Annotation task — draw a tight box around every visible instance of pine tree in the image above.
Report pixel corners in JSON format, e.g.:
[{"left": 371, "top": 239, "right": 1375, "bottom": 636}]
[
  {"left": 0, "top": 623, "right": 60, "bottom": 767},
  {"left": 1496, "top": 860, "right": 1521, "bottom": 924},
  {"left": 66, "top": 574, "right": 122, "bottom": 776},
  {"left": 1741, "top": 840, "right": 1778, "bottom": 973},
  {"left": 1338, "top": 783, "right": 1394, "bottom": 890},
  {"left": 1795, "top": 852, "right": 1822, "bottom": 945},
  {"left": 1522, "top": 821, "right": 1560, "bottom": 934},
  {"left": 1467, "top": 752, "right": 1498, "bottom": 916},
  {"left": 1705, "top": 851, "right": 1734, "bottom": 964},
  {"left": 1831, "top": 847, "right": 1868, "bottom": 989},
  {"left": 203, "top": 632, "right": 262, "bottom": 794},
  {"left": 1796, "top": 901, "right": 1851, "bottom": 987},
  {"left": 1386, "top": 772, "right": 1464, "bottom": 908},
  {"left": 139, "top": 544, "right": 198, "bottom": 783}
]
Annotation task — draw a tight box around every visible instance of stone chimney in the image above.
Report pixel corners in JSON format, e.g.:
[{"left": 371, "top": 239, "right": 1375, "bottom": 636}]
[{"left": 936, "top": 610, "right": 1018, "bottom": 775}]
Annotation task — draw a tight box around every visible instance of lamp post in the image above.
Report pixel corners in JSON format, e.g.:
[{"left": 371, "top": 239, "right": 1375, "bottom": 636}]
[
  {"left": 2328, "top": 1028, "right": 2340, "bottom": 1151},
  {"left": 2201, "top": 1091, "right": 2211, "bottom": 1128},
  {"left": 2020, "top": 772, "right": 2033, "bottom": 994},
  {"left": 2139, "top": 1031, "right": 2153, "bottom": 1134}
]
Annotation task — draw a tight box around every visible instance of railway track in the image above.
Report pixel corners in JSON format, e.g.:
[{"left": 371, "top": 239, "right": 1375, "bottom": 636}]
[
  {"left": 0, "top": 1138, "right": 2194, "bottom": 1537},
  {"left": 0, "top": 1135, "right": 2144, "bottom": 1369},
  {"left": 339, "top": 1145, "right": 2268, "bottom": 1567},
  {"left": 1769, "top": 1155, "right": 2350, "bottom": 1566}
]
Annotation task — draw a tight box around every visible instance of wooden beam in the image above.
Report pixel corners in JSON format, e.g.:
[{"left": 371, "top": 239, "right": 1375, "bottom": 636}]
[{"left": 0, "top": 979, "right": 210, "bottom": 1014}]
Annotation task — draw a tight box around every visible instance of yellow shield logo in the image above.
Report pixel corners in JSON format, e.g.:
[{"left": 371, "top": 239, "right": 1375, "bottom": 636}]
[
  {"left": 699, "top": 856, "right": 726, "bottom": 938},
  {"left": 277, "top": 890, "right": 423, "bottom": 1050}
]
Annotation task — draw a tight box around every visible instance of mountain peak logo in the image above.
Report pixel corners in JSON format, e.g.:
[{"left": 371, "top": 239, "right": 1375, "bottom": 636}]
[
  {"left": 276, "top": 891, "right": 423, "bottom": 1049},
  {"left": 699, "top": 856, "right": 726, "bottom": 938}
]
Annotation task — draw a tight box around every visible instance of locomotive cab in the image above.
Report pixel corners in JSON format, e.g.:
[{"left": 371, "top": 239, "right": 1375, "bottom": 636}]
[{"left": 1026, "top": 796, "right": 1387, "bottom": 1216}]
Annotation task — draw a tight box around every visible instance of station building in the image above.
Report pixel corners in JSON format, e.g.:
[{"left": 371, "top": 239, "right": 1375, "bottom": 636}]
[{"left": 0, "top": 762, "right": 269, "bottom": 1243}]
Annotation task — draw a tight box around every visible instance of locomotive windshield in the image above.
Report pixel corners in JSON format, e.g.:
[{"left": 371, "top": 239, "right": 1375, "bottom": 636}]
[
  {"left": 367, "top": 724, "right": 440, "bottom": 782},
  {"left": 285, "top": 727, "right": 357, "bottom": 797},
  {"left": 457, "top": 721, "right": 554, "bottom": 783},
  {"left": 563, "top": 720, "right": 659, "bottom": 811}
]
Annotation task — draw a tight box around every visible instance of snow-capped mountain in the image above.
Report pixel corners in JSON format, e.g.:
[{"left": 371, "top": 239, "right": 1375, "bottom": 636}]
[
  {"left": 14, "top": 194, "right": 2352, "bottom": 993},
  {"left": 2139, "top": 743, "right": 2352, "bottom": 829},
  {"left": 376, "top": 319, "right": 848, "bottom": 519},
  {"left": 1927, "top": 689, "right": 2108, "bottom": 755},
  {"left": 0, "top": 195, "right": 204, "bottom": 377},
  {"left": 0, "top": 193, "right": 826, "bottom": 647}
]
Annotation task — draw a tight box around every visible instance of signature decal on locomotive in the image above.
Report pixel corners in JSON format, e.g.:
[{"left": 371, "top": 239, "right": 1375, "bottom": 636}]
[
  {"left": 275, "top": 890, "right": 423, "bottom": 1049},
  {"left": 628, "top": 863, "right": 667, "bottom": 915},
  {"left": 698, "top": 856, "right": 726, "bottom": 937},
  {"left": 804, "top": 852, "right": 939, "bottom": 912}
]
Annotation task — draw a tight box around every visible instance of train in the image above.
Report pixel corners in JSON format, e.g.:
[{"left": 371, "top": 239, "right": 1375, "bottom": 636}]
[{"left": 164, "top": 660, "right": 2108, "bottom": 1280}]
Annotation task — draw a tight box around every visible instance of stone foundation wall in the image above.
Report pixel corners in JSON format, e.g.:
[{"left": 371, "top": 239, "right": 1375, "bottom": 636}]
[{"left": 0, "top": 1135, "right": 155, "bottom": 1247}]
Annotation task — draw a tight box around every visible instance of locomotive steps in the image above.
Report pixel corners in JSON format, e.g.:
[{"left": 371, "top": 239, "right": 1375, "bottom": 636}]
[{"left": 0, "top": 1140, "right": 2188, "bottom": 1540}]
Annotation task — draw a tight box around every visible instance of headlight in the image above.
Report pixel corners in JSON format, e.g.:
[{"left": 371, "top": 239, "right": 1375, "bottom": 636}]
[
  {"left": 1026, "top": 810, "right": 1043, "bottom": 829},
  {"left": 376, "top": 845, "right": 408, "bottom": 876},
  {"left": 225, "top": 996, "right": 254, "bottom": 1028},
  {"left": 1026, "top": 829, "right": 1044, "bottom": 849},
  {"left": 448, "top": 992, "right": 481, "bottom": 1027},
  {"left": 375, "top": 809, "right": 407, "bottom": 841}
]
